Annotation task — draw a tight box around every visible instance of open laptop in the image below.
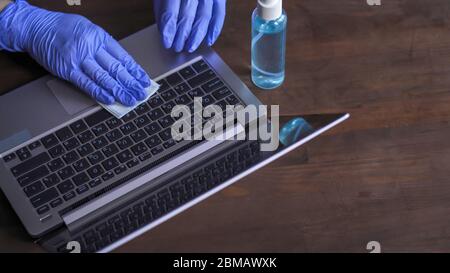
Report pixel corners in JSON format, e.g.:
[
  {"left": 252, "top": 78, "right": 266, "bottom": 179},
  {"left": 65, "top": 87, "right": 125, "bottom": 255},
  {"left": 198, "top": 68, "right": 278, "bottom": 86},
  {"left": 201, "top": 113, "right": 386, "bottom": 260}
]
[{"left": 0, "top": 25, "right": 349, "bottom": 253}]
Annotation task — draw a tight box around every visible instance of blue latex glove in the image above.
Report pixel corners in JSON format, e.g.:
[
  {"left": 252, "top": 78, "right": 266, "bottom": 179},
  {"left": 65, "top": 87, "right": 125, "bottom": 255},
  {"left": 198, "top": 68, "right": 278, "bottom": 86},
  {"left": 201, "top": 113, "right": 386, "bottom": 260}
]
[
  {"left": 154, "top": 0, "right": 227, "bottom": 53},
  {"left": 0, "top": 0, "right": 151, "bottom": 106}
]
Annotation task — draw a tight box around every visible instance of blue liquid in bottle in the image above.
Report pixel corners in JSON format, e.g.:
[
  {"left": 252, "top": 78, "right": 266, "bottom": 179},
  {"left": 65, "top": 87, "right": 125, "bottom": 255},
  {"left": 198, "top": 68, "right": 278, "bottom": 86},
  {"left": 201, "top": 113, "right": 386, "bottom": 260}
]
[{"left": 251, "top": 9, "right": 287, "bottom": 90}]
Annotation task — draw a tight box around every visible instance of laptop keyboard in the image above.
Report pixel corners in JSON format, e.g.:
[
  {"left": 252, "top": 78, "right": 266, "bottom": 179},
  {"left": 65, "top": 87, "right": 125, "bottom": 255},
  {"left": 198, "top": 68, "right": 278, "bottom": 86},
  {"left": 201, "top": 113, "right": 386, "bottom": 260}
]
[
  {"left": 2, "top": 59, "right": 243, "bottom": 217},
  {"left": 60, "top": 140, "right": 261, "bottom": 253}
]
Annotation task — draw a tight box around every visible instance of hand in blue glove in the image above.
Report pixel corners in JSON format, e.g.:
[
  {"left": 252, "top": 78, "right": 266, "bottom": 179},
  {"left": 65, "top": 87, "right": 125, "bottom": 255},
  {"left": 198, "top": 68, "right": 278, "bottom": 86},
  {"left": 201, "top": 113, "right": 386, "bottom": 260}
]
[
  {"left": 0, "top": 0, "right": 151, "bottom": 106},
  {"left": 154, "top": 0, "right": 227, "bottom": 53}
]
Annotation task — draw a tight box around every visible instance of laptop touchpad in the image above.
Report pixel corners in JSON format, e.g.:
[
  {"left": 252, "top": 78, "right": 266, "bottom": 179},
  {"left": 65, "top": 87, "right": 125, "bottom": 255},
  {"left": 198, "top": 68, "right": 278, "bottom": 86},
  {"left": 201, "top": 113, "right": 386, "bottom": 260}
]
[{"left": 46, "top": 79, "right": 95, "bottom": 116}]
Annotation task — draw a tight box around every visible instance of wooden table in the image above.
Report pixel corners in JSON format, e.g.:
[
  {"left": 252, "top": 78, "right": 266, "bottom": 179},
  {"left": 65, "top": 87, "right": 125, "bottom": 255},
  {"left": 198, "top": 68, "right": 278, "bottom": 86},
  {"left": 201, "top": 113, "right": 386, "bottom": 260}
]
[{"left": 1, "top": 0, "right": 450, "bottom": 253}]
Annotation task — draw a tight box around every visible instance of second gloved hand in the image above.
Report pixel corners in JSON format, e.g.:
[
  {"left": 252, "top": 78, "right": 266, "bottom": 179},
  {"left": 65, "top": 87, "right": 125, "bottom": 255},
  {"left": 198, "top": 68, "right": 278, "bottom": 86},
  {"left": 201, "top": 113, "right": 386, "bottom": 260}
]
[
  {"left": 0, "top": 0, "right": 151, "bottom": 106},
  {"left": 154, "top": 0, "right": 227, "bottom": 53}
]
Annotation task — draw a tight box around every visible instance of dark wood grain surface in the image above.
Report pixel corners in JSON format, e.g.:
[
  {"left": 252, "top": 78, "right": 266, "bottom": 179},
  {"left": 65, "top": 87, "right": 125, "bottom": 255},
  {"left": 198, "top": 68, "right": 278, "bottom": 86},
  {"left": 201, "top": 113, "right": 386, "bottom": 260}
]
[{"left": 1, "top": 0, "right": 450, "bottom": 253}]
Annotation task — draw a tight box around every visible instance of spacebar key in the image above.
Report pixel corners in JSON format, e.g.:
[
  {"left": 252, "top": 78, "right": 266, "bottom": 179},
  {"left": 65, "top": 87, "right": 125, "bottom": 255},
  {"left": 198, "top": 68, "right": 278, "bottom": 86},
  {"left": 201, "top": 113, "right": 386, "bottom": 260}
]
[{"left": 10, "top": 152, "right": 50, "bottom": 177}]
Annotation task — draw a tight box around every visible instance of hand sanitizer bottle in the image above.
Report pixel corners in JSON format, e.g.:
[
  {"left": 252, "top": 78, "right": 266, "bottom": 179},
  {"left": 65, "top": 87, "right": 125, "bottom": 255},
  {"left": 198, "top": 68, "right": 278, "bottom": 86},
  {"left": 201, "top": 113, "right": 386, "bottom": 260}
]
[{"left": 252, "top": 0, "right": 287, "bottom": 90}]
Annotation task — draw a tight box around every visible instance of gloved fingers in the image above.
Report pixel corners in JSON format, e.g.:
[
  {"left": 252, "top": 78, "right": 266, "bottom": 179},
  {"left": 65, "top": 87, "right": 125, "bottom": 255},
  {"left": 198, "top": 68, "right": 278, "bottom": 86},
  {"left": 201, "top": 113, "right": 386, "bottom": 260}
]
[
  {"left": 173, "top": 0, "right": 199, "bottom": 52},
  {"left": 81, "top": 58, "right": 137, "bottom": 107},
  {"left": 69, "top": 70, "right": 115, "bottom": 105},
  {"left": 155, "top": 0, "right": 181, "bottom": 48},
  {"left": 95, "top": 48, "right": 147, "bottom": 101},
  {"left": 104, "top": 37, "right": 152, "bottom": 88},
  {"left": 207, "top": 0, "right": 226, "bottom": 46},
  {"left": 185, "top": 0, "right": 214, "bottom": 52}
]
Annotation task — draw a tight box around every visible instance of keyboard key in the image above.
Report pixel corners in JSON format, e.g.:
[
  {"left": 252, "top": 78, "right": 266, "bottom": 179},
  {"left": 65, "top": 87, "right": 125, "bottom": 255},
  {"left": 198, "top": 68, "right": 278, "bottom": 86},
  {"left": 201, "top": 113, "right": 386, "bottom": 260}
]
[
  {"left": 106, "top": 129, "right": 123, "bottom": 142},
  {"left": 37, "top": 205, "right": 50, "bottom": 215},
  {"left": 57, "top": 180, "right": 75, "bottom": 194},
  {"left": 120, "top": 122, "right": 137, "bottom": 135},
  {"left": 63, "top": 137, "right": 80, "bottom": 151},
  {"left": 24, "top": 181, "right": 45, "bottom": 197},
  {"left": 28, "top": 141, "right": 41, "bottom": 151},
  {"left": 130, "top": 129, "right": 147, "bottom": 143},
  {"left": 87, "top": 165, "right": 105, "bottom": 178},
  {"left": 16, "top": 147, "right": 31, "bottom": 161},
  {"left": 122, "top": 111, "right": 137, "bottom": 123},
  {"left": 87, "top": 151, "right": 105, "bottom": 165},
  {"left": 161, "top": 89, "right": 177, "bottom": 102},
  {"left": 63, "top": 191, "right": 76, "bottom": 201},
  {"left": 73, "top": 158, "right": 90, "bottom": 172},
  {"left": 114, "top": 165, "right": 127, "bottom": 175},
  {"left": 145, "top": 135, "right": 162, "bottom": 149},
  {"left": 148, "top": 96, "right": 164, "bottom": 108},
  {"left": 30, "top": 188, "right": 58, "bottom": 208},
  {"left": 102, "top": 144, "right": 119, "bottom": 157},
  {"left": 76, "top": 184, "right": 89, "bottom": 194},
  {"left": 166, "top": 72, "right": 183, "bottom": 86},
  {"left": 117, "top": 150, "right": 133, "bottom": 163},
  {"left": 116, "top": 136, "right": 133, "bottom": 150},
  {"left": 50, "top": 198, "right": 63, "bottom": 208},
  {"left": 179, "top": 66, "right": 196, "bottom": 79},
  {"left": 3, "top": 153, "right": 16, "bottom": 163},
  {"left": 58, "top": 166, "right": 75, "bottom": 180},
  {"left": 106, "top": 117, "right": 122, "bottom": 129},
  {"left": 225, "top": 95, "right": 240, "bottom": 105},
  {"left": 10, "top": 152, "right": 50, "bottom": 177},
  {"left": 55, "top": 127, "right": 73, "bottom": 142},
  {"left": 188, "top": 87, "right": 205, "bottom": 99},
  {"left": 158, "top": 116, "right": 175, "bottom": 128},
  {"left": 192, "top": 59, "right": 209, "bottom": 73},
  {"left": 159, "top": 128, "right": 173, "bottom": 141},
  {"left": 148, "top": 108, "right": 165, "bottom": 121},
  {"left": 92, "top": 136, "right": 108, "bottom": 149},
  {"left": 188, "top": 69, "right": 215, "bottom": 88},
  {"left": 85, "top": 109, "right": 111, "bottom": 127},
  {"left": 62, "top": 150, "right": 79, "bottom": 164},
  {"left": 212, "top": 87, "right": 231, "bottom": 100},
  {"left": 131, "top": 142, "right": 148, "bottom": 156},
  {"left": 41, "top": 134, "right": 59, "bottom": 149},
  {"left": 18, "top": 166, "right": 50, "bottom": 187},
  {"left": 70, "top": 120, "right": 88, "bottom": 134},
  {"left": 126, "top": 158, "right": 140, "bottom": 168},
  {"left": 77, "top": 143, "right": 94, "bottom": 157},
  {"left": 161, "top": 101, "right": 176, "bottom": 114},
  {"left": 134, "top": 115, "right": 151, "bottom": 128},
  {"left": 92, "top": 123, "right": 109, "bottom": 136},
  {"left": 175, "top": 94, "right": 192, "bottom": 105},
  {"left": 202, "top": 95, "right": 214, "bottom": 107},
  {"left": 139, "top": 152, "right": 152, "bottom": 162},
  {"left": 101, "top": 171, "right": 114, "bottom": 182},
  {"left": 42, "top": 173, "right": 60, "bottom": 187},
  {"left": 72, "top": 172, "right": 90, "bottom": 186},
  {"left": 151, "top": 146, "right": 164, "bottom": 156},
  {"left": 202, "top": 77, "right": 224, "bottom": 93},
  {"left": 48, "top": 145, "right": 65, "bottom": 158},
  {"left": 102, "top": 157, "right": 119, "bottom": 171},
  {"left": 78, "top": 130, "right": 95, "bottom": 144},
  {"left": 47, "top": 158, "right": 64, "bottom": 172},
  {"left": 144, "top": 122, "right": 162, "bottom": 136},
  {"left": 135, "top": 103, "right": 151, "bottom": 116},
  {"left": 88, "top": 178, "right": 102, "bottom": 188},
  {"left": 163, "top": 139, "right": 176, "bottom": 149}
]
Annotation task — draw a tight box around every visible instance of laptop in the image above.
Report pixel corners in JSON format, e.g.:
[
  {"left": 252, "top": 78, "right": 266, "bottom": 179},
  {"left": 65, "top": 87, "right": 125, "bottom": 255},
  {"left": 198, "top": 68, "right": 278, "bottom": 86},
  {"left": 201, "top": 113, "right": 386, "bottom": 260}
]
[{"left": 0, "top": 25, "right": 349, "bottom": 253}]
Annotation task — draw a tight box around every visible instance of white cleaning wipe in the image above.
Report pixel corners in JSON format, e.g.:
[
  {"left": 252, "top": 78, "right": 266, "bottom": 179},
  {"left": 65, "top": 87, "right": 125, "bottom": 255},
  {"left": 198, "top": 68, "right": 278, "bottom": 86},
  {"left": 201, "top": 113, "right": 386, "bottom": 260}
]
[{"left": 99, "top": 80, "right": 160, "bottom": 119}]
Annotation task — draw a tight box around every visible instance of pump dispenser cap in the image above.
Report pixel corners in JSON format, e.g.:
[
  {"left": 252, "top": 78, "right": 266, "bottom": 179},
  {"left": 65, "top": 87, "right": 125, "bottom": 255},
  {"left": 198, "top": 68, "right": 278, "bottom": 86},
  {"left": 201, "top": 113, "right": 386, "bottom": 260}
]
[{"left": 257, "top": 0, "right": 282, "bottom": 21}]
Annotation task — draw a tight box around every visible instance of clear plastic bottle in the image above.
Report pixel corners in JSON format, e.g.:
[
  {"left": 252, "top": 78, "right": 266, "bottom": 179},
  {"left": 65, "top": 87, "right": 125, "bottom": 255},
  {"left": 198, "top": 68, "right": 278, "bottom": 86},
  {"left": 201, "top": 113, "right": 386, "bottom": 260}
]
[{"left": 251, "top": 0, "right": 287, "bottom": 90}]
